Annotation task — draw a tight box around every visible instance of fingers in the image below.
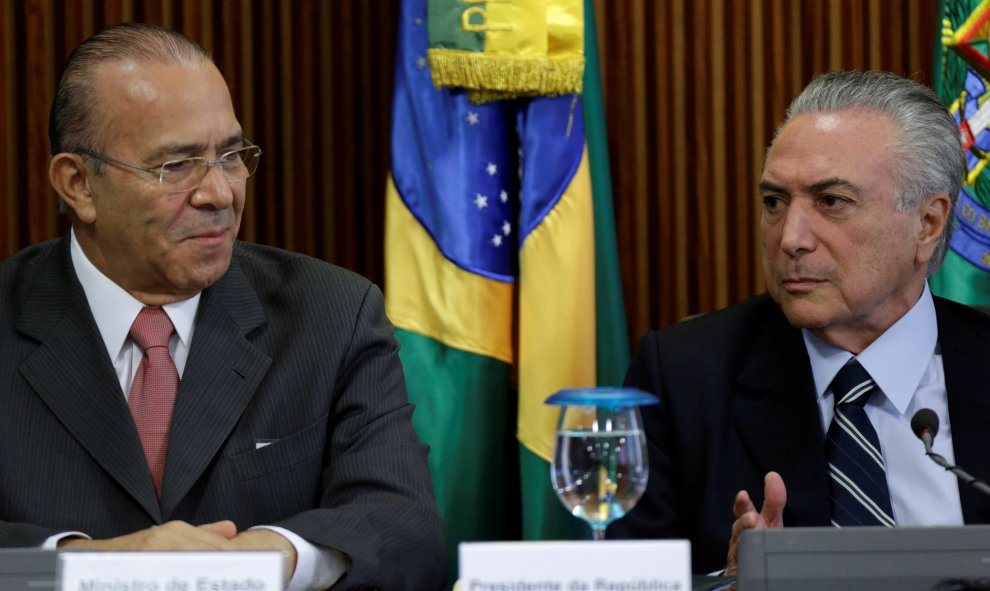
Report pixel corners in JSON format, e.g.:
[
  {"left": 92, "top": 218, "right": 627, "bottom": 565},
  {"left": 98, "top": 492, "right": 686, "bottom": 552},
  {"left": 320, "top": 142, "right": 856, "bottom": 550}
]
[
  {"left": 66, "top": 521, "right": 236, "bottom": 551},
  {"left": 132, "top": 521, "right": 235, "bottom": 550},
  {"left": 730, "top": 497, "right": 760, "bottom": 544},
  {"left": 227, "top": 529, "right": 298, "bottom": 584},
  {"left": 725, "top": 514, "right": 751, "bottom": 577},
  {"left": 198, "top": 520, "right": 238, "bottom": 539},
  {"left": 761, "top": 471, "right": 787, "bottom": 528},
  {"left": 726, "top": 490, "right": 759, "bottom": 577},
  {"left": 732, "top": 489, "right": 756, "bottom": 519},
  {"left": 726, "top": 472, "right": 789, "bottom": 577},
  {"left": 227, "top": 529, "right": 293, "bottom": 552}
]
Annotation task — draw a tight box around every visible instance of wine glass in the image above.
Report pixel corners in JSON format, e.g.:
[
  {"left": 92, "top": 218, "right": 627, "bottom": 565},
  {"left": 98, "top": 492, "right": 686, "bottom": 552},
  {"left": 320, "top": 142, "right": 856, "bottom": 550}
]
[{"left": 546, "top": 387, "right": 657, "bottom": 540}]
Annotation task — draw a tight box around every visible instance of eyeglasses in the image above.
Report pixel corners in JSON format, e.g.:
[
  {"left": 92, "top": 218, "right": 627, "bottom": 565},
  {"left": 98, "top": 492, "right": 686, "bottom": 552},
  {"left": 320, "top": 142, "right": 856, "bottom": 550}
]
[{"left": 77, "top": 142, "right": 262, "bottom": 193}]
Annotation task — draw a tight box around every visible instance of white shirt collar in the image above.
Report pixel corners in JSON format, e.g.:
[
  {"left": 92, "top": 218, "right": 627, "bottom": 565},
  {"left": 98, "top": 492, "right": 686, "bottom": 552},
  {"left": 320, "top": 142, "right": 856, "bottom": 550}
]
[
  {"left": 69, "top": 228, "right": 200, "bottom": 360},
  {"left": 802, "top": 282, "right": 938, "bottom": 415}
]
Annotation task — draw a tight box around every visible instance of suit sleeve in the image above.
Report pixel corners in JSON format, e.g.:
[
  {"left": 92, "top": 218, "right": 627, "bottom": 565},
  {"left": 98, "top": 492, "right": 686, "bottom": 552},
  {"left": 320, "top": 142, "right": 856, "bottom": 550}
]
[
  {"left": 0, "top": 521, "right": 63, "bottom": 547},
  {"left": 271, "top": 284, "right": 447, "bottom": 590},
  {"left": 606, "top": 331, "right": 685, "bottom": 541}
]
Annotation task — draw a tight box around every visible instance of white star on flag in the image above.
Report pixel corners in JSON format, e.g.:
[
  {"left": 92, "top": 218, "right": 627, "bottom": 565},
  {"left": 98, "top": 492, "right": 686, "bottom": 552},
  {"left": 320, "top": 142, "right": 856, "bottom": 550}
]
[
  {"left": 415, "top": 56, "right": 427, "bottom": 69},
  {"left": 499, "top": 190, "right": 508, "bottom": 203},
  {"left": 502, "top": 221, "right": 511, "bottom": 236},
  {"left": 466, "top": 112, "right": 480, "bottom": 125},
  {"left": 474, "top": 194, "right": 488, "bottom": 209},
  {"left": 486, "top": 162, "right": 498, "bottom": 176},
  {"left": 491, "top": 234, "right": 503, "bottom": 247}
]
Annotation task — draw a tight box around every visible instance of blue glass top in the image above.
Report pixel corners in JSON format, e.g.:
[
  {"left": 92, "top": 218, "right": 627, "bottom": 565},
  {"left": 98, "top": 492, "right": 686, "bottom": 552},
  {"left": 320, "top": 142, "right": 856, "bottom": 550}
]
[{"left": 544, "top": 387, "right": 659, "bottom": 407}]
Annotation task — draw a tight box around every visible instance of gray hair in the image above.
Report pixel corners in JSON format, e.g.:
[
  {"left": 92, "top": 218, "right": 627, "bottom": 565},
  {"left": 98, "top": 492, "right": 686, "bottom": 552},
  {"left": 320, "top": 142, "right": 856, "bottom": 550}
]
[
  {"left": 49, "top": 23, "right": 211, "bottom": 211},
  {"left": 774, "top": 71, "right": 963, "bottom": 276}
]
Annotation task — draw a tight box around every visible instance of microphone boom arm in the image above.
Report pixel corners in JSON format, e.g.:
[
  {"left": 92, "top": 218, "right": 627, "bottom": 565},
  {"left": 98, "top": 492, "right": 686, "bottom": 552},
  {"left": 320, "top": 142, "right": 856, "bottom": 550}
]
[{"left": 920, "top": 432, "right": 990, "bottom": 496}]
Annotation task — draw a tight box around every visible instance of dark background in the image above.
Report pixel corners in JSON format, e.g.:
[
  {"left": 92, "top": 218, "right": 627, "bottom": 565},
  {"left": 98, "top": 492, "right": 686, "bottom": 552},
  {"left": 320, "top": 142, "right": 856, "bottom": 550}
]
[{"left": 0, "top": 0, "right": 939, "bottom": 343}]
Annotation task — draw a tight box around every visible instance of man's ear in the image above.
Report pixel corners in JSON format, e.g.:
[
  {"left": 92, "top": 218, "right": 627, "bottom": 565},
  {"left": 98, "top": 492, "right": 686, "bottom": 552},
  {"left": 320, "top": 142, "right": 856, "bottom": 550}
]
[
  {"left": 917, "top": 191, "right": 951, "bottom": 265},
  {"left": 49, "top": 153, "right": 97, "bottom": 223}
]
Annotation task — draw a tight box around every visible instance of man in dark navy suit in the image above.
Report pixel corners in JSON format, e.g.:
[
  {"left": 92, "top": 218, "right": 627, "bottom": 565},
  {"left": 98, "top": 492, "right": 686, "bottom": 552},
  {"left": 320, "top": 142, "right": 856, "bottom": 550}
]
[{"left": 609, "top": 71, "right": 990, "bottom": 574}]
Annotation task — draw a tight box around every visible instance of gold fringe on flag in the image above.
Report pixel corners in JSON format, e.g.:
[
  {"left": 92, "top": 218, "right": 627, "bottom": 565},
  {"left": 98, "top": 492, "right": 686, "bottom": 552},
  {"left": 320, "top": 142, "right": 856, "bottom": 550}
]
[
  {"left": 429, "top": 50, "right": 584, "bottom": 102},
  {"left": 427, "top": 0, "right": 585, "bottom": 101}
]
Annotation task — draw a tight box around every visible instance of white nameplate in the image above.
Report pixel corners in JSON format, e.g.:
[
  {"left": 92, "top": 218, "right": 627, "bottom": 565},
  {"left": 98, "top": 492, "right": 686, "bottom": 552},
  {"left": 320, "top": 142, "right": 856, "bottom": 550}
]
[
  {"left": 460, "top": 540, "right": 690, "bottom": 591},
  {"left": 58, "top": 551, "right": 283, "bottom": 591}
]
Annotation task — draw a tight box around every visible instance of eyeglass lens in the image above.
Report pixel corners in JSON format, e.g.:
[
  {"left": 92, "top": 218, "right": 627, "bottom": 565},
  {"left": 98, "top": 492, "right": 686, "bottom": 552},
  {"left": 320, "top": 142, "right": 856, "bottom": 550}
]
[{"left": 161, "top": 146, "right": 261, "bottom": 192}]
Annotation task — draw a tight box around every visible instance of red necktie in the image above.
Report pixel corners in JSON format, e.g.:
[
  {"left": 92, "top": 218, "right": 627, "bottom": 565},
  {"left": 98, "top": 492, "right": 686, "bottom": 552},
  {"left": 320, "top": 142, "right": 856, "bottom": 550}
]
[{"left": 128, "top": 306, "right": 178, "bottom": 498}]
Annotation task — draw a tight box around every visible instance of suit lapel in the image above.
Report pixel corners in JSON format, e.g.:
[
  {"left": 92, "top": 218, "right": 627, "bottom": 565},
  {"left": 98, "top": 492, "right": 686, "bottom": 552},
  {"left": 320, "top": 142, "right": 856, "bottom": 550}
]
[
  {"left": 936, "top": 298, "right": 990, "bottom": 524},
  {"left": 160, "top": 257, "right": 272, "bottom": 517},
  {"left": 734, "top": 308, "right": 830, "bottom": 526},
  {"left": 16, "top": 240, "right": 162, "bottom": 522}
]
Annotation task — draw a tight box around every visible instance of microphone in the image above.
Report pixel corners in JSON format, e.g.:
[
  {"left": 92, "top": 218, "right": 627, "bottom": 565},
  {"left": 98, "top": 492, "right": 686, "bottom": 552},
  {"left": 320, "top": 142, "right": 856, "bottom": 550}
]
[
  {"left": 910, "top": 408, "right": 939, "bottom": 447},
  {"left": 910, "top": 409, "right": 990, "bottom": 496}
]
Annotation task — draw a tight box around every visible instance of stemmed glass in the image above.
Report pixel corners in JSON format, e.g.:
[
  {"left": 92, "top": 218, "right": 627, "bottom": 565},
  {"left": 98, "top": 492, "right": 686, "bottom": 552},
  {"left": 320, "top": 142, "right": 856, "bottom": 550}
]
[{"left": 546, "top": 387, "right": 657, "bottom": 540}]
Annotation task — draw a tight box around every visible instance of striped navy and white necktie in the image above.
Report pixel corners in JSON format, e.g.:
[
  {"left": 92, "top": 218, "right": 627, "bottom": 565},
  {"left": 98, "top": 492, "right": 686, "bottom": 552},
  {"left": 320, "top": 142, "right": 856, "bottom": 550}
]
[{"left": 825, "top": 359, "right": 894, "bottom": 527}]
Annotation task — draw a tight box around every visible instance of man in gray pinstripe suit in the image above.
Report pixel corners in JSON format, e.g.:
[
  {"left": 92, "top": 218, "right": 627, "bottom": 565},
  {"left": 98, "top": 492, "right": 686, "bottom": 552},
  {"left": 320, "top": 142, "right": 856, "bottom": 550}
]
[{"left": 0, "top": 23, "right": 445, "bottom": 590}]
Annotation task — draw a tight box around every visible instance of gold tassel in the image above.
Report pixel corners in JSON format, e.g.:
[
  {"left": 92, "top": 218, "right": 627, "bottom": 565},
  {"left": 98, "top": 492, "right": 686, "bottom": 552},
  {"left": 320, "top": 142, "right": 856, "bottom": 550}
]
[{"left": 429, "top": 49, "right": 584, "bottom": 101}]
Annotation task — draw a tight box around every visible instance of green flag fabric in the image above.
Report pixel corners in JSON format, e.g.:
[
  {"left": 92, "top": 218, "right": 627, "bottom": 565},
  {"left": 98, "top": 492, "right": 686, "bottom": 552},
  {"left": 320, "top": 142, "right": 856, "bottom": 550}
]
[{"left": 930, "top": 0, "right": 990, "bottom": 303}]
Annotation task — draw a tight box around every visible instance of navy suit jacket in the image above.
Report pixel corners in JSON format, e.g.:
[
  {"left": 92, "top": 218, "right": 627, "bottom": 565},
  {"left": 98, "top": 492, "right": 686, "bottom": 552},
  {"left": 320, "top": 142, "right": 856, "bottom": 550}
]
[
  {"left": 607, "top": 294, "right": 990, "bottom": 574},
  {"left": 0, "top": 237, "right": 446, "bottom": 590}
]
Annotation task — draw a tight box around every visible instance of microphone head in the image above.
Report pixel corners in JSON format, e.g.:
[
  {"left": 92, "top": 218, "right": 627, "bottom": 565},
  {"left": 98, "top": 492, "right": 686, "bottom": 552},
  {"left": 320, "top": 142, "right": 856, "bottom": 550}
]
[{"left": 911, "top": 408, "right": 940, "bottom": 441}]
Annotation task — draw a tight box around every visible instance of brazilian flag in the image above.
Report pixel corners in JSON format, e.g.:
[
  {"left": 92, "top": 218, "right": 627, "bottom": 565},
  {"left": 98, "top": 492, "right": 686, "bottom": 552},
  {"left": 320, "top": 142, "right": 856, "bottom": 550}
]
[
  {"left": 384, "top": 0, "right": 629, "bottom": 582},
  {"left": 931, "top": 0, "right": 990, "bottom": 303}
]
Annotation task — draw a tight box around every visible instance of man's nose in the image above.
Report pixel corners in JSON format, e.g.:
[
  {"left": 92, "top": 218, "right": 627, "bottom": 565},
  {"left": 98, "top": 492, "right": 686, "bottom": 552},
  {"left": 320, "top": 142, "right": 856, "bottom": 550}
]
[
  {"left": 779, "top": 202, "right": 817, "bottom": 256},
  {"left": 190, "top": 164, "right": 234, "bottom": 209}
]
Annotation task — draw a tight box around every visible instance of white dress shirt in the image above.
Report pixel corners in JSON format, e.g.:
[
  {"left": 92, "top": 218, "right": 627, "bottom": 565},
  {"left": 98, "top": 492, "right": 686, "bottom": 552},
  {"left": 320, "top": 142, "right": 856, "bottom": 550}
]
[
  {"left": 802, "top": 282, "right": 964, "bottom": 526},
  {"left": 42, "top": 230, "right": 347, "bottom": 590}
]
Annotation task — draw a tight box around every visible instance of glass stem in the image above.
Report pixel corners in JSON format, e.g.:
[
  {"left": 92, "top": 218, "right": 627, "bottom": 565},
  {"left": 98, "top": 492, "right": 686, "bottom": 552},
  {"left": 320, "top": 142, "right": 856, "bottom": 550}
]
[{"left": 591, "top": 525, "right": 606, "bottom": 541}]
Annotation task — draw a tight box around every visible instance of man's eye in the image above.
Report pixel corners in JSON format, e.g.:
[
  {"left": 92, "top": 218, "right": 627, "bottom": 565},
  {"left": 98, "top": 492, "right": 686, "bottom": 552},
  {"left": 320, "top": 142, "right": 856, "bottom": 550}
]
[
  {"left": 819, "top": 195, "right": 845, "bottom": 208},
  {"left": 161, "top": 159, "right": 197, "bottom": 175},
  {"left": 762, "top": 195, "right": 783, "bottom": 210}
]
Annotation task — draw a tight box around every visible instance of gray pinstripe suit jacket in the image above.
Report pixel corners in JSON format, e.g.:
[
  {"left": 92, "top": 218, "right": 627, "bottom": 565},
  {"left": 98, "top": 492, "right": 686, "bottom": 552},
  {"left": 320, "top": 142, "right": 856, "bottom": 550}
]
[{"left": 0, "top": 237, "right": 447, "bottom": 590}]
